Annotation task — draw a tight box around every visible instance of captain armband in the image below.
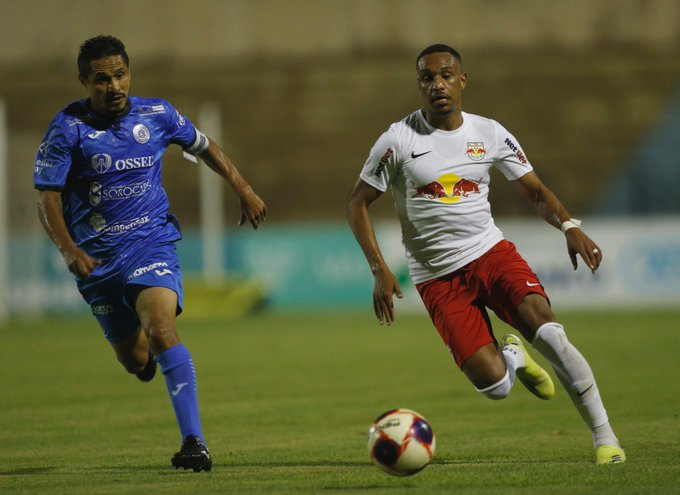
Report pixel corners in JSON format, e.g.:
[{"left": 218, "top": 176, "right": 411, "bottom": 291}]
[
  {"left": 560, "top": 218, "right": 582, "bottom": 234},
  {"left": 182, "top": 127, "right": 209, "bottom": 163}
]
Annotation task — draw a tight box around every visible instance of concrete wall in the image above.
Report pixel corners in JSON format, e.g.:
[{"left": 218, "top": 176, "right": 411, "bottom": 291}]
[{"left": 2, "top": 0, "right": 679, "bottom": 65}]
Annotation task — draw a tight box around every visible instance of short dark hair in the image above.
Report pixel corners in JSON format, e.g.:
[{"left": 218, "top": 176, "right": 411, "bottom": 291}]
[
  {"left": 77, "top": 35, "right": 129, "bottom": 77},
  {"left": 416, "top": 44, "right": 462, "bottom": 68}
]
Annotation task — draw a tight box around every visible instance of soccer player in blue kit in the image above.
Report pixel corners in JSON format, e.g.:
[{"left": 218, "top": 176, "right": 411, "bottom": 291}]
[{"left": 34, "top": 35, "right": 267, "bottom": 472}]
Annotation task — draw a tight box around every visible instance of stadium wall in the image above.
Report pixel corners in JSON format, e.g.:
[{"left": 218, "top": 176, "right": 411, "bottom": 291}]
[
  {"left": 1, "top": 0, "right": 680, "bottom": 64},
  {"left": 9, "top": 217, "right": 680, "bottom": 317}
]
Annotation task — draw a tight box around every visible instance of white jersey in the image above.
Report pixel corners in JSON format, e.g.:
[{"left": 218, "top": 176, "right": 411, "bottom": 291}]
[{"left": 359, "top": 110, "right": 533, "bottom": 284}]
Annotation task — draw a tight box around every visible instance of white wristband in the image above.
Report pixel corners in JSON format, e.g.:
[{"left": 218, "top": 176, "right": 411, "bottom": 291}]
[{"left": 560, "top": 218, "right": 582, "bottom": 233}]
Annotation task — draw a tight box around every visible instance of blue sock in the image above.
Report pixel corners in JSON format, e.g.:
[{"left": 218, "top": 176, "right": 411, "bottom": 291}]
[{"left": 156, "top": 344, "right": 204, "bottom": 444}]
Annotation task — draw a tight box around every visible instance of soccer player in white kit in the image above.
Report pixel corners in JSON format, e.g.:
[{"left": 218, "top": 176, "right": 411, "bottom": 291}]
[{"left": 346, "top": 44, "right": 625, "bottom": 464}]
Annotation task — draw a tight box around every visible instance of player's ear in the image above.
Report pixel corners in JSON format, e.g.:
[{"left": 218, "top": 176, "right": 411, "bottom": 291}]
[
  {"left": 78, "top": 74, "right": 88, "bottom": 88},
  {"left": 459, "top": 71, "right": 467, "bottom": 89}
]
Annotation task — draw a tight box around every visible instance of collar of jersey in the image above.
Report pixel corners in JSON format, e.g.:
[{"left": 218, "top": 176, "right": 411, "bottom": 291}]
[
  {"left": 85, "top": 98, "right": 133, "bottom": 127},
  {"left": 418, "top": 109, "right": 467, "bottom": 136}
]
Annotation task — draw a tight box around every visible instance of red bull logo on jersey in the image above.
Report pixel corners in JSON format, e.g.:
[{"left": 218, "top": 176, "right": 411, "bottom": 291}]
[
  {"left": 466, "top": 142, "right": 486, "bottom": 161},
  {"left": 412, "top": 174, "right": 481, "bottom": 204}
]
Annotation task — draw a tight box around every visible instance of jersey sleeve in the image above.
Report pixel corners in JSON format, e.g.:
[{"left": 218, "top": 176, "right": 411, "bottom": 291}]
[
  {"left": 161, "top": 100, "right": 209, "bottom": 154},
  {"left": 492, "top": 121, "right": 533, "bottom": 181},
  {"left": 359, "top": 127, "right": 402, "bottom": 192},
  {"left": 34, "top": 119, "right": 75, "bottom": 191}
]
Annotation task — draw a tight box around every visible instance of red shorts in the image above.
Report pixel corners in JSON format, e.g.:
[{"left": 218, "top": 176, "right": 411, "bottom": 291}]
[{"left": 415, "top": 239, "right": 549, "bottom": 368}]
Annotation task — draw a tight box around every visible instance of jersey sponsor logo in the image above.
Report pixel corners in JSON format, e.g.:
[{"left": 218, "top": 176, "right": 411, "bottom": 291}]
[
  {"left": 89, "top": 212, "right": 107, "bottom": 232},
  {"left": 138, "top": 104, "right": 166, "bottom": 115},
  {"left": 113, "top": 155, "right": 155, "bottom": 171},
  {"left": 504, "top": 137, "right": 527, "bottom": 165},
  {"left": 128, "top": 261, "right": 169, "bottom": 280},
  {"left": 104, "top": 180, "right": 153, "bottom": 201},
  {"left": 374, "top": 148, "right": 393, "bottom": 178},
  {"left": 87, "top": 130, "right": 106, "bottom": 139},
  {"left": 34, "top": 159, "right": 55, "bottom": 174},
  {"left": 175, "top": 109, "right": 186, "bottom": 128},
  {"left": 466, "top": 142, "right": 486, "bottom": 161},
  {"left": 411, "top": 174, "right": 481, "bottom": 204},
  {"left": 65, "top": 117, "right": 84, "bottom": 127},
  {"left": 90, "top": 213, "right": 150, "bottom": 235},
  {"left": 89, "top": 179, "right": 153, "bottom": 205},
  {"left": 133, "top": 124, "right": 150, "bottom": 144},
  {"left": 89, "top": 153, "right": 156, "bottom": 174},
  {"left": 91, "top": 304, "right": 114, "bottom": 315},
  {"left": 91, "top": 153, "right": 113, "bottom": 173}
]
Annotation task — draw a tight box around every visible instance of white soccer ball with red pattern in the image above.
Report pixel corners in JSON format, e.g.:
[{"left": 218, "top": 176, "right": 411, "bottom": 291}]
[{"left": 367, "top": 408, "right": 436, "bottom": 476}]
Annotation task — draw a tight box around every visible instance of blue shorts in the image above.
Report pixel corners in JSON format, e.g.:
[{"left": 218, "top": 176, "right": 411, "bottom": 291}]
[{"left": 78, "top": 242, "right": 184, "bottom": 343}]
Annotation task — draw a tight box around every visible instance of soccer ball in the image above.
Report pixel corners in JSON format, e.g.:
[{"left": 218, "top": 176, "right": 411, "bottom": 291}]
[{"left": 367, "top": 408, "right": 436, "bottom": 476}]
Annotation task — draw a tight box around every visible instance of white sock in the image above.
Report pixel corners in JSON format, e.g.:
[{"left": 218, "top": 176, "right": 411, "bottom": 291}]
[
  {"left": 476, "top": 370, "right": 513, "bottom": 400},
  {"left": 532, "top": 323, "right": 619, "bottom": 448},
  {"left": 502, "top": 343, "right": 524, "bottom": 383}
]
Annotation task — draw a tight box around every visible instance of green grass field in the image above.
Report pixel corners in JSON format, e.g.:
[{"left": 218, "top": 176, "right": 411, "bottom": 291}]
[{"left": 1, "top": 309, "right": 679, "bottom": 494}]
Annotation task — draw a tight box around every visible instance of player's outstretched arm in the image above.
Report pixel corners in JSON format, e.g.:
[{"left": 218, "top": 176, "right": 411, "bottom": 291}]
[
  {"left": 511, "top": 171, "right": 602, "bottom": 273},
  {"left": 37, "top": 191, "right": 101, "bottom": 279},
  {"left": 346, "top": 179, "right": 403, "bottom": 325},
  {"left": 198, "top": 139, "right": 267, "bottom": 229}
]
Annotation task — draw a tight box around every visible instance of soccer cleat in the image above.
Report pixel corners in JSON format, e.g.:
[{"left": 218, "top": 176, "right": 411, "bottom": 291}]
[
  {"left": 136, "top": 352, "right": 157, "bottom": 382},
  {"left": 501, "top": 333, "right": 555, "bottom": 400},
  {"left": 171, "top": 436, "right": 212, "bottom": 472},
  {"left": 595, "top": 445, "right": 626, "bottom": 465}
]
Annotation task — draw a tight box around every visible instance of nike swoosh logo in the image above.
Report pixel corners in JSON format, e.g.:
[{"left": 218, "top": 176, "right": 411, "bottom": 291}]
[
  {"left": 576, "top": 384, "right": 593, "bottom": 397},
  {"left": 526, "top": 281, "right": 541, "bottom": 287},
  {"left": 411, "top": 150, "right": 432, "bottom": 159},
  {"left": 171, "top": 382, "right": 188, "bottom": 396}
]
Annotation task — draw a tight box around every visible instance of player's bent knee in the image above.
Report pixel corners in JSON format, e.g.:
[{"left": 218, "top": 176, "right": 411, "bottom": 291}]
[
  {"left": 475, "top": 370, "right": 512, "bottom": 400},
  {"left": 145, "top": 323, "right": 180, "bottom": 353}
]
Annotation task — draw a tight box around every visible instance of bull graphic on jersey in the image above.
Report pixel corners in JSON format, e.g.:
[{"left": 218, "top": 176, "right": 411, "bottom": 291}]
[{"left": 411, "top": 174, "right": 481, "bottom": 204}]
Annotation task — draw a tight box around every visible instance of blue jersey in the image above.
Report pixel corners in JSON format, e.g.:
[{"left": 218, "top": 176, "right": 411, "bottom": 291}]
[{"left": 34, "top": 96, "right": 208, "bottom": 270}]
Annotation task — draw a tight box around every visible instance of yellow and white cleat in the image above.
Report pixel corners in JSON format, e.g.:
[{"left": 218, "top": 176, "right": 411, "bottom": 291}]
[
  {"left": 501, "top": 333, "right": 555, "bottom": 400},
  {"left": 596, "top": 445, "right": 626, "bottom": 464}
]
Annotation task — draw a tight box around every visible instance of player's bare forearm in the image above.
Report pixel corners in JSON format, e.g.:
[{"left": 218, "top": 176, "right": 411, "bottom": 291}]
[
  {"left": 37, "top": 191, "right": 101, "bottom": 278},
  {"left": 38, "top": 191, "right": 79, "bottom": 256},
  {"left": 199, "top": 139, "right": 249, "bottom": 193},
  {"left": 346, "top": 179, "right": 403, "bottom": 325},
  {"left": 346, "top": 179, "right": 388, "bottom": 272},
  {"left": 511, "top": 172, "right": 602, "bottom": 273},
  {"left": 198, "top": 138, "right": 267, "bottom": 228},
  {"left": 511, "top": 171, "right": 570, "bottom": 229}
]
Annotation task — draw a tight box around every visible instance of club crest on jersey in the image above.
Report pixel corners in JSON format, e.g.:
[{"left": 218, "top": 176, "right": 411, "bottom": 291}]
[
  {"left": 466, "top": 142, "right": 486, "bottom": 161},
  {"left": 91, "top": 153, "right": 112, "bottom": 173},
  {"left": 133, "top": 124, "right": 150, "bottom": 144}
]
